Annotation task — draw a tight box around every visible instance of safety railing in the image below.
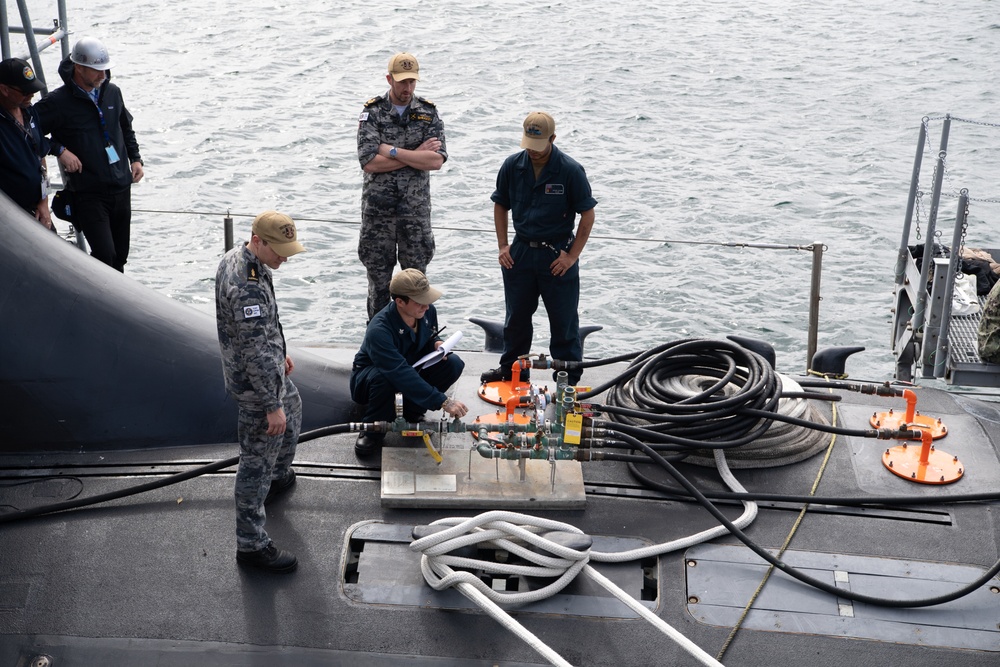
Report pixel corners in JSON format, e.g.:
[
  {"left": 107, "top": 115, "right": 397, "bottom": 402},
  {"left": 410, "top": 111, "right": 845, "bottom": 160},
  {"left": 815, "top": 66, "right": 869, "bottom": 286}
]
[
  {"left": 129, "top": 207, "right": 827, "bottom": 372},
  {"left": 892, "top": 114, "right": 1000, "bottom": 386}
]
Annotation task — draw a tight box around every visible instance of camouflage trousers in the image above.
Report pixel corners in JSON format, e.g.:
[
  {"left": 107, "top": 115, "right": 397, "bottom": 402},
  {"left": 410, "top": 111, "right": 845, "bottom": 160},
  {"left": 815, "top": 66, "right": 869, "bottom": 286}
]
[
  {"left": 234, "top": 377, "right": 302, "bottom": 552},
  {"left": 358, "top": 212, "right": 435, "bottom": 320},
  {"left": 978, "top": 280, "right": 1000, "bottom": 363}
]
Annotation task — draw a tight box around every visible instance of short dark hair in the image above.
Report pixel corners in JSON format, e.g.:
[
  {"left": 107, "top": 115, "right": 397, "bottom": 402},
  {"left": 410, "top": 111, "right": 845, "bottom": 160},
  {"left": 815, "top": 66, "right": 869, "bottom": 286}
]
[{"left": 391, "top": 293, "right": 410, "bottom": 304}]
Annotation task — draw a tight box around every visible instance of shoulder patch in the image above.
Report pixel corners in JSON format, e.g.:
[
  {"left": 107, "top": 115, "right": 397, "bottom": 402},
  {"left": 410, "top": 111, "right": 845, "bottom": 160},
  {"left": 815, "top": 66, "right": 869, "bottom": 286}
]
[
  {"left": 247, "top": 264, "right": 259, "bottom": 282},
  {"left": 417, "top": 97, "right": 436, "bottom": 108},
  {"left": 364, "top": 96, "right": 382, "bottom": 107}
]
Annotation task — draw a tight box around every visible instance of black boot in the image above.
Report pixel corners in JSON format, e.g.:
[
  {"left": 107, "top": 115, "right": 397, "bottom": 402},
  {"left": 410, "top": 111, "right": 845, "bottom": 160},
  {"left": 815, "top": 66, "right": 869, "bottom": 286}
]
[
  {"left": 236, "top": 541, "right": 297, "bottom": 573},
  {"left": 355, "top": 431, "right": 385, "bottom": 458}
]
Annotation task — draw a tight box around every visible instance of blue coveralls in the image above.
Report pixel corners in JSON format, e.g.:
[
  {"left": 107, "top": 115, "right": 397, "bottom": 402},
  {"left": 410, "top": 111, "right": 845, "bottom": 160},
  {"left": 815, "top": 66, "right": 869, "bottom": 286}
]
[
  {"left": 350, "top": 300, "right": 464, "bottom": 422},
  {"left": 490, "top": 145, "right": 597, "bottom": 384},
  {"left": 0, "top": 104, "right": 49, "bottom": 215}
]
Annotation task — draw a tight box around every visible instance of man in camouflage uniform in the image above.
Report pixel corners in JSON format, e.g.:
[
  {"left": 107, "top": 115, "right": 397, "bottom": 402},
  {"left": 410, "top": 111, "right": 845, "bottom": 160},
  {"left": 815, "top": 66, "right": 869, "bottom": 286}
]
[
  {"left": 357, "top": 52, "right": 447, "bottom": 321},
  {"left": 215, "top": 210, "right": 306, "bottom": 573},
  {"left": 977, "top": 280, "right": 1000, "bottom": 363}
]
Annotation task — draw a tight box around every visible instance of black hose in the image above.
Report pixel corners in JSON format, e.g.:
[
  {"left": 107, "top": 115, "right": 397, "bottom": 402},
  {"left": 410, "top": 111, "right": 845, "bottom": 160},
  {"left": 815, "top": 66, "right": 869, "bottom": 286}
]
[
  {"left": 582, "top": 338, "right": 1000, "bottom": 607},
  {"left": 592, "top": 408, "right": 871, "bottom": 445},
  {"left": 0, "top": 455, "right": 241, "bottom": 525},
  {"left": 590, "top": 339, "right": 784, "bottom": 449},
  {"left": 612, "top": 455, "right": 1000, "bottom": 506},
  {"left": 616, "top": 431, "right": 1000, "bottom": 608},
  {"left": 585, "top": 338, "right": 891, "bottom": 447},
  {"left": 571, "top": 350, "right": 642, "bottom": 367},
  {"left": 0, "top": 423, "right": 354, "bottom": 525},
  {"left": 791, "top": 378, "right": 879, "bottom": 390},
  {"left": 780, "top": 391, "right": 841, "bottom": 402},
  {"left": 594, "top": 422, "right": 763, "bottom": 452}
]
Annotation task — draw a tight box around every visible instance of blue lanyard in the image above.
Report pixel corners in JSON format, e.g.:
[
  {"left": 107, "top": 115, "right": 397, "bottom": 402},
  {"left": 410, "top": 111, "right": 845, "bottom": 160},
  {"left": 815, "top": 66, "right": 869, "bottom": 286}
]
[
  {"left": 93, "top": 99, "right": 113, "bottom": 147},
  {"left": 80, "top": 85, "right": 113, "bottom": 147}
]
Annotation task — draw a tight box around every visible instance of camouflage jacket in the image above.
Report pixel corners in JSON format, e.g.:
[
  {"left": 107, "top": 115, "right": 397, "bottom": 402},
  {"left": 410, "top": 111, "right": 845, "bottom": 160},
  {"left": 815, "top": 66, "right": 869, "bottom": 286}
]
[
  {"left": 215, "top": 243, "right": 288, "bottom": 412},
  {"left": 357, "top": 94, "right": 447, "bottom": 218},
  {"left": 978, "top": 280, "right": 1000, "bottom": 363}
]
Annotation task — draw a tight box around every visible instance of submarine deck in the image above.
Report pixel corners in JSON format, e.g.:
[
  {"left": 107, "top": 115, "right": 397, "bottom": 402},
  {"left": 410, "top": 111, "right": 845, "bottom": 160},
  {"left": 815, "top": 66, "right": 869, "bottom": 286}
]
[{"left": 2, "top": 350, "right": 999, "bottom": 667}]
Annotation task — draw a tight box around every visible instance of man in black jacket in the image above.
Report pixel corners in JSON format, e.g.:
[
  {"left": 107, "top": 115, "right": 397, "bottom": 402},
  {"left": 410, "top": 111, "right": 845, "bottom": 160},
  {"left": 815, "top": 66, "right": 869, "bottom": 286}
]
[{"left": 35, "top": 36, "right": 143, "bottom": 272}]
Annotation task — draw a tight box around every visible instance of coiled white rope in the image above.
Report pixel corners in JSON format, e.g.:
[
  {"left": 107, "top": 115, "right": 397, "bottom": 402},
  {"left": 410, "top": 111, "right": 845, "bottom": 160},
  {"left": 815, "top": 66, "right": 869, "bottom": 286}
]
[{"left": 407, "top": 448, "right": 749, "bottom": 666}]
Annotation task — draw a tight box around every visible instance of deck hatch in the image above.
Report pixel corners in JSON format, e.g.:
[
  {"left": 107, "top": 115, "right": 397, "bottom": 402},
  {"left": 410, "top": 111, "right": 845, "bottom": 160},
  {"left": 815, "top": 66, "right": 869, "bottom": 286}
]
[
  {"left": 343, "top": 521, "right": 658, "bottom": 618},
  {"left": 685, "top": 543, "right": 1000, "bottom": 651}
]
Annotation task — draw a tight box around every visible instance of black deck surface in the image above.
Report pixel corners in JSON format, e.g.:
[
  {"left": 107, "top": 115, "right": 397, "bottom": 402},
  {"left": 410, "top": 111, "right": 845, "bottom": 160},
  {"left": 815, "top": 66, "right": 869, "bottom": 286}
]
[{"left": 2, "top": 350, "right": 999, "bottom": 667}]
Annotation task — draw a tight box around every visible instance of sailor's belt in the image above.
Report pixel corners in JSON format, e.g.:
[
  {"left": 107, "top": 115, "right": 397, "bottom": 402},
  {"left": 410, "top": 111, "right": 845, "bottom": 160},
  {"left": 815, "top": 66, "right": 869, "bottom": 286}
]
[{"left": 525, "top": 238, "right": 568, "bottom": 249}]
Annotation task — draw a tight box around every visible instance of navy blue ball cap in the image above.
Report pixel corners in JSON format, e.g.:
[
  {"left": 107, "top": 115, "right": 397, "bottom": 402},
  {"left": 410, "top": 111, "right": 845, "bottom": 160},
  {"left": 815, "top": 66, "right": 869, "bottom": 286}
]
[{"left": 0, "top": 58, "right": 45, "bottom": 94}]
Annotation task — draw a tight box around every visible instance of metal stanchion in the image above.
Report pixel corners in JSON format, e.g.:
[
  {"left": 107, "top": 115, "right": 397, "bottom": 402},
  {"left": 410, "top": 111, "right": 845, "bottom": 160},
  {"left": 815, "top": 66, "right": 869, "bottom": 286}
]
[{"left": 224, "top": 210, "right": 233, "bottom": 252}]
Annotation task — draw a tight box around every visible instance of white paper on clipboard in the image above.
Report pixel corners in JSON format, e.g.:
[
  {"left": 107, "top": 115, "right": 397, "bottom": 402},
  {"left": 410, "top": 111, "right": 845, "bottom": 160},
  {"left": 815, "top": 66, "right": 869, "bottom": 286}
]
[{"left": 412, "top": 330, "right": 463, "bottom": 370}]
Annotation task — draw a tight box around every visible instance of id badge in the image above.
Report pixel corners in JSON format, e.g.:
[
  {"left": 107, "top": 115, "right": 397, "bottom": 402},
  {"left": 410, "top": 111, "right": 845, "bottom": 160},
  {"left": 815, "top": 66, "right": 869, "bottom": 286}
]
[{"left": 105, "top": 145, "right": 120, "bottom": 164}]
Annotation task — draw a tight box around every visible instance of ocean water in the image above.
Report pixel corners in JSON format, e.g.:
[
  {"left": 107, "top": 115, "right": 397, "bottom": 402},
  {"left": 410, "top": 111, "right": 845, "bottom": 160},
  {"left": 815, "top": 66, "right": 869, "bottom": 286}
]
[{"left": 18, "top": 0, "right": 1000, "bottom": 380}]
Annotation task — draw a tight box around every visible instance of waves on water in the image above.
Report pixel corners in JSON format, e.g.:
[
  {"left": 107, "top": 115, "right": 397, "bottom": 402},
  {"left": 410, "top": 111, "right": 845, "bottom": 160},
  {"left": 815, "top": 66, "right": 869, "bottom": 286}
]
[{"left": 24, "top": 0, "right": 1000, "bottom": 379}]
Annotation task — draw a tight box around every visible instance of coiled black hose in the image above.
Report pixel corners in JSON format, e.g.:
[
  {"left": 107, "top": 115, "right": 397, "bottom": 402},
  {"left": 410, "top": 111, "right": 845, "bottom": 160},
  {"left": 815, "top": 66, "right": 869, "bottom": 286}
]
[{"left": 591, "top": 338, "right": 784, "bottom": 448}]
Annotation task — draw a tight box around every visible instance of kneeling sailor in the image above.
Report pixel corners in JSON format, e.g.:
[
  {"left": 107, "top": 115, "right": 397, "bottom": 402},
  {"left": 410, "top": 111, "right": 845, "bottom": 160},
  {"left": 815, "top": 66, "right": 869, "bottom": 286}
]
[{"left": 351, "top": 269, "right": 468, "bottom": 458}]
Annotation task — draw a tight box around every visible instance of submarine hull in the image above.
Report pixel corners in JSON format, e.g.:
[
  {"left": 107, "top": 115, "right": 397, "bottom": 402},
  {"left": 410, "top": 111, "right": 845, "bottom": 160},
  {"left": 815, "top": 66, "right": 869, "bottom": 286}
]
[{"left": 0, "top": 194, "right": 352, "bottom": 451}]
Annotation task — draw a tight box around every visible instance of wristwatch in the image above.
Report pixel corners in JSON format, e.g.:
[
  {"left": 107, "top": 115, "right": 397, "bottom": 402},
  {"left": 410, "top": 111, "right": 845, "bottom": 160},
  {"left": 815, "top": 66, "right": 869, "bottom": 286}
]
[{"left": 389, "top": 146, "right": 398, "bottom": 159}]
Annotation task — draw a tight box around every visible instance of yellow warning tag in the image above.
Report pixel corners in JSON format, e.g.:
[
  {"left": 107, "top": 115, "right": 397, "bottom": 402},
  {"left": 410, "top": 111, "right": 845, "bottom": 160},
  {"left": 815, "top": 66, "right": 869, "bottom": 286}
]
[
  {"left": 564, "top": 413, "right": 583, "bottom": 445},
  {"left": 401, "top": 430, "right": 424, "bottom": 437}
]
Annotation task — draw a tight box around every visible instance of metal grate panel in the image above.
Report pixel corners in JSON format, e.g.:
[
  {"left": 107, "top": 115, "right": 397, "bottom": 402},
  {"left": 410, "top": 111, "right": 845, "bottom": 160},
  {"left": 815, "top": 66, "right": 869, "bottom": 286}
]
[{"left": 948, "top": 297, "right": 988, "bottom": 364}]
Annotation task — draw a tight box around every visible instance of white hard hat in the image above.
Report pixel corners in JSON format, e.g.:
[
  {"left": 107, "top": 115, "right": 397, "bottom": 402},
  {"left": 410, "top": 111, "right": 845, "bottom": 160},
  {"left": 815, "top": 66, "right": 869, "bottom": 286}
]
[{"left": 70, "top": 37, "right": 113, "bottom": 71}]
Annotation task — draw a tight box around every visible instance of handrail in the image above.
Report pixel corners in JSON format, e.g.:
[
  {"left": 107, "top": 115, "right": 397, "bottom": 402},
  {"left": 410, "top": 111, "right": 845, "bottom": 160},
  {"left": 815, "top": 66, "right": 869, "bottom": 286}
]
[
  {"left": 910, "top": 116, "right": 950, "bottom": 372},
  {"left": 132, "top": 207, "right": 825, "bottom": 373},
  {"left": 932, "top": 191, "right": 970, "bottom": 378},
  {"left": 894, "top": 118, "right": 926, "bottom": 286},
  {"left": 894, "top": 114, "right": 1000, "bottom": 385}
]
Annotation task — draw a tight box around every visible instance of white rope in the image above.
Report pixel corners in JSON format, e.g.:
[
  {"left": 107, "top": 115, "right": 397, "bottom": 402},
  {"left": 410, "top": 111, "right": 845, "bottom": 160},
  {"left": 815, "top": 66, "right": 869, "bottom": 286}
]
[
  {"left": 411, "top": 511, "right": 590, "bottom": 607},
  {"left": 583, "top": 563, "right": 722, "bottom": 666},
  {"left": 590, "top": 447, "right": 757, "bottom": 563},
  {"left": 409, "top": 505, "right": 732, "bottom": 667},
  {"left": 450, "top": 579, "right": 574, "bottom": 667}
]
